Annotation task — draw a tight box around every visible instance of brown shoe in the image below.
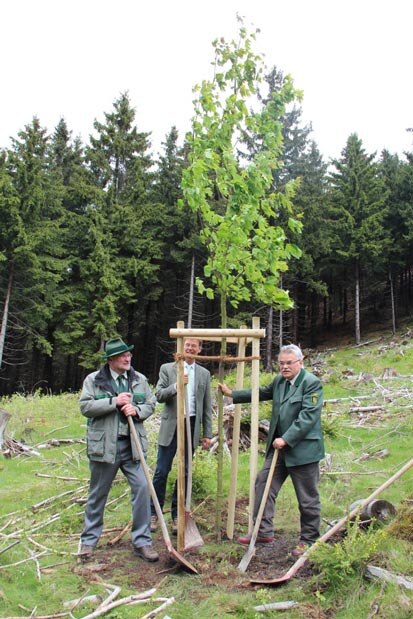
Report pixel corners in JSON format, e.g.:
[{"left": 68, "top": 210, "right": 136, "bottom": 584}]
[
  {"left": 134, "top": 544, "right": 159, "bottom": 562},
  {"left": 291, "top": 542, "right": 309, "bottom": 556},
  {"left": 171, "top": 518, "right": 178, "bottom": 535},
  {"left": 238, "top": 534, "right": 274, "bottom": 546},
  {"left": 78, "top": 544, "right": 94, "bottom": 562},
  {"left": 150, "top": 515, "right": 158, "bottom": 532}
]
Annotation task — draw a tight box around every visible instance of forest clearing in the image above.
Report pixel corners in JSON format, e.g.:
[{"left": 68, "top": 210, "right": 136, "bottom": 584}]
[{"left": 1, "top": 325, "right": 413, "bottom": 618}]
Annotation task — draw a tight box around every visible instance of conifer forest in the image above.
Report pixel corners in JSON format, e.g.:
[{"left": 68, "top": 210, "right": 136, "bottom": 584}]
[{"left": 1, "top": 57, "right": 412, "bottom": 395}]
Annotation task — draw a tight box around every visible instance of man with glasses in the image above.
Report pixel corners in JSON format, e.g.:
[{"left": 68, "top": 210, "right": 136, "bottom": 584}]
[
  {"left": 78, "top": 337, "right": 159, "bottom": 563},
  {"left": 218, "top": 344, "right": 324, "bottom": 556}
]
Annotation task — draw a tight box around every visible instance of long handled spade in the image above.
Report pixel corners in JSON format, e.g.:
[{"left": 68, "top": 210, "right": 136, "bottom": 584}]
[
  {"left": 250, "top": 456, "right": 413, "bottom": 586},
  {"left": 127, "top": 416, "right": 198, "bottom": 574},
  {"left": 184, "top": 394, "right": 204, "bottom": 550},
  {"left": 238, "top": 448, "right": 279, "bottom": 572}
]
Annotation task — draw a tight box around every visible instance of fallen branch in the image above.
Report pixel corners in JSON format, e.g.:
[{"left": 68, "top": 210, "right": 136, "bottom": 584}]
[
  {"left": 365, "top": 565, "right": 413, "bottom": 590},
  {"left": 64, "top": 594, "right": 103, "bottom": 610},
  {"left": 254, "top": 601, "right": 298, "bottom": 612},
  {"left": 352, "top": 338, "right": 382, "bottom": 348},
  {"left": 3, "top": 613, "right": 71, "bottom": 619},
  {"left": 44, "top": 425, "right": 70, "bottom": 437},
  {"left": 27, "top": 546, "right": 42, "bottom": 581},
  {"left": 37, "top": 438, "right": 86, "bottom": 449},
  {"left": 0, "top": 540, "right": 20, "bottom": 555},
  {"left": 0, "top": 550, "right": 48, "bottom": 570},
  {"left": 350, "top": 406, "right": 384, "bottom": 413},
  {"left": 140, "top": 596, "right": 175, "bottom": 619},
  {"left": 41, "top": 560, "right": 71, "bottom": 571},
  {"left": 107, "top": 521, "right": 132, "bottom": 546},
  {"left": 79, "top": 587, "right": 157, "bottom": 619},
  {"left": 32, "top": 486, "right": 88, "bottom": 512},
  {"left": 35, "top": 473, "right": 86, "bottom": 481},
  {"left": 3, "top": 514, "right": 60, "bottom": 539},
  {"left": 322, "top": 470, "right": 386, "bottom": 476}
]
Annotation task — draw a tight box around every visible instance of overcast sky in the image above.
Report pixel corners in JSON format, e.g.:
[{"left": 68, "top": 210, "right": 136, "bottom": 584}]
[{"left": 1, "top": 0, "right": 412, "bottom": 162}]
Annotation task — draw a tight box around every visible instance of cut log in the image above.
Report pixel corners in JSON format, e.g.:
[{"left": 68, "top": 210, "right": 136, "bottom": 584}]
[{"left": 0, "top": 408, "right": 11, "bottom": 449}]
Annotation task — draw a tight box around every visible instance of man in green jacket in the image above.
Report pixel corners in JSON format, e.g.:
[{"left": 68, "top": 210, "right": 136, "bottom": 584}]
[
  {"left": 219, "top": 344, "right": 324, "bottom": 556},
  {"left": 79, "top": 337, "right": 159, "bottom": 563}
]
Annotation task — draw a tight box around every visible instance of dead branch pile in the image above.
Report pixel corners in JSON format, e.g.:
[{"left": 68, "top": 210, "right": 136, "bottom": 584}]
[
  {"left": 209, "top": 405, "right": 269, "bottom": 452},
  {"left": 2, "top": 438, "right": 41, "bottom": 458}
]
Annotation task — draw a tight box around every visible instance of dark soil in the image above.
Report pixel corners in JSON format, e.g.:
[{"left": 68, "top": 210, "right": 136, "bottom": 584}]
[{"left": 73, "top": 499, "right": 318, "bottom": 592}]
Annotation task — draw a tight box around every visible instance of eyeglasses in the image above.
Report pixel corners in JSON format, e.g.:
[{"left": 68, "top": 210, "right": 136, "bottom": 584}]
[{"left": 279, "top": 360, "right": 301, "bottom": 367}]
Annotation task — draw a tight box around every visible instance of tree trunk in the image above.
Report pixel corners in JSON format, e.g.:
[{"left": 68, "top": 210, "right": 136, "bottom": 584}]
[
  {"left": 265, "top": 305, "right": 273, "bottom": 372},
  {"left": 389, "top": 269, "right": 396, "bottom": 335},
  {"left": 187, "top": 254, "right": 195, "bottom": 328},
  {"left": 355, "top": 261, "right": 361, "bottom": 345},
  {"left": 0, "top": 262, "right": 14, "bottom": 370}
]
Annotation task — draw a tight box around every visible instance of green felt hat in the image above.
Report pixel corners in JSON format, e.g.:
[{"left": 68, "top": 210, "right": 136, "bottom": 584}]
[{"left": 103, "top": 337, "right": 134, "bottom": 360}]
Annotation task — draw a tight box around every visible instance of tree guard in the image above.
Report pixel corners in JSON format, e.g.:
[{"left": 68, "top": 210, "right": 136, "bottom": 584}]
[{"left": 169, "top": 321, "right": 265, "bottom": 551}]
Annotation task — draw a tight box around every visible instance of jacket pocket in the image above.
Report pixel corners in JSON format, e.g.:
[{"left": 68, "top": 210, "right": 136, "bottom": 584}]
[
  {"left": 137, "top": 426, "right": 148, "bottom": 454},
  {"left": 87, "top": 430, "right": 105, "bottom": 457}
]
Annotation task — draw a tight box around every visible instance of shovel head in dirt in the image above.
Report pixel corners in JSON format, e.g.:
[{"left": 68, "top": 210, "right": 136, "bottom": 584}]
[
  {"left": 250, "top": 456, "right": 413, "bottom": 586},
  {"left": 184, "top": 511, "right": 204, "bottom": 550},
  {"left": 127, "top": 417, "right": 198, "bottom": 574},
  {"left": 238, "top": 448, "right": 279, "bottom": 572}
]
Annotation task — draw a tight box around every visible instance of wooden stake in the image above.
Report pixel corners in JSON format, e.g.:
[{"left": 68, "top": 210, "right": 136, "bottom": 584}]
[
  {"left": 226, "top": 333, "right": 246, "bottom": 539},
  {"left": 249, "top": 317, "right": 261, "bottom": 533},
  {"left": 176, "top": 321, "right": 185, "bottom": 552}
]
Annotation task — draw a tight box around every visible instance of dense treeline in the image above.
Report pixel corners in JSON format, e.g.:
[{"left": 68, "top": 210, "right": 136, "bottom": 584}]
[{"left": 1, "top": 80, "right": 412, "bottom": 395}]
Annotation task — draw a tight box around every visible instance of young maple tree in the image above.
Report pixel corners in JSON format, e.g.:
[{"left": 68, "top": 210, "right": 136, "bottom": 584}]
[{"left": 181, "top": 20, "right": 303, "bottom": 535}]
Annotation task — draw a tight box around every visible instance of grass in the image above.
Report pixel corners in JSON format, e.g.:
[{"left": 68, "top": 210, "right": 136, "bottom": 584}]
[{"left": 1, "top": 324, "right": 413, "bottom": 617}]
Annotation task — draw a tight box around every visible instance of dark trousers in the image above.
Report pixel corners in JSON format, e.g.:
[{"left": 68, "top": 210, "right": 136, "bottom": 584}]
[
  {"left": 81, "top": 438, "right": 151, "bottom": 548},
  {"left": 254, "top": 448, "right": 321, "bottom": 544},
  {"left": 151, "top": 416, "right": 195, "bottom": 520}
]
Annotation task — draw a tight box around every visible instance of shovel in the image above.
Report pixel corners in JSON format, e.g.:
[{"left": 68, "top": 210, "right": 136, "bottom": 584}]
[
  {"left": 238, "top": 448, "right": 279, "bottom": 572},
  {"left": 250, "top": 456, "right": 413, "bottom": 586},
  {"left": 184, "top": 392, "right": 204, "bottom": 550},
  {"left": 127, "top": 416, "right": 198, "bottom": 574}
]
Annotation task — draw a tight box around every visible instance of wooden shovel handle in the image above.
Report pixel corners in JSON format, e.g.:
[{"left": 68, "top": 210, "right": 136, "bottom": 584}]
[
  {"left": 249, "top": 448, "right": 279, "bottom": 548},
  {"left": 127, "top": 417, "right": 172, "bottom": 548}
]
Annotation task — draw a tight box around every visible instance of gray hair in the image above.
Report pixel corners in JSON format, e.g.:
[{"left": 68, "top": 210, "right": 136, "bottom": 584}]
[{"left": 279, "top": 344, "right": 304, "bottom": 360}]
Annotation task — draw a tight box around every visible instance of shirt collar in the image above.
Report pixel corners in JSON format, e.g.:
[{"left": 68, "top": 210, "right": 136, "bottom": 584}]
[{"left": 110, "top": 369, "right": 127, "bottom": 381}]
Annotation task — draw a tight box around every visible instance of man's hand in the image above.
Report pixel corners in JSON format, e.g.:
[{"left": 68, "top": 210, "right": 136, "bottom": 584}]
[
  {"left": 272, "top": 437, "right": 287, "bottom": 449},
  {"left": 218, "top": 383, "right": 233, "bottom": 397},
  {"left": 117, "top": 392, "right": 132, "bottom": 407},
  {"left": 121, "top": 403, "right": 137, "bottom": 417},
  {"left": 201, "top": 437, "right": 212, "bottom": 450}
]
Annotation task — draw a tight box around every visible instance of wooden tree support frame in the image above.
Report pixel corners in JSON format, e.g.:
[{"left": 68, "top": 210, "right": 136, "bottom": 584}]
[{"left": 169, "top": 319, "right": 265, "bottom": 550}]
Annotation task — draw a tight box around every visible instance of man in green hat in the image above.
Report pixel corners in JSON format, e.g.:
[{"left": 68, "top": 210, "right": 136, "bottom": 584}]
[{"left": 78, "top": 337, "right": 159, "bottom": 563}]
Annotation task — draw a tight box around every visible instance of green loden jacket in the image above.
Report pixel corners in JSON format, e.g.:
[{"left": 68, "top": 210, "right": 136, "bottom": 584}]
[
  {"left": 79, "top": 364, "right": 156, "bottom": 464},
  {"left": 233, "top": 368, "right": 324, "bottom": 467}
]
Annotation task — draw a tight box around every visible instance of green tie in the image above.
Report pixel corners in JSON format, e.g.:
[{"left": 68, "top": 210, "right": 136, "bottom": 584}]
[
  {"left": 117, "top": 375, "right": 127, "bottom": 392},
  {"left": 284, "top": 381, "right": 290, "bottom": 398}
]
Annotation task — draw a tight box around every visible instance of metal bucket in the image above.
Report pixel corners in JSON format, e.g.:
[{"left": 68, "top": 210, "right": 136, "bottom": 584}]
[{"left": 350, "top": 499, "right": 397, "bottom": 525}]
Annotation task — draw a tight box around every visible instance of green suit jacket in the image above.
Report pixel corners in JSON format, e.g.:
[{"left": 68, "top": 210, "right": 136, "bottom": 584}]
[
  {"left": 155, "top": 361, "right": 212, "bottom": 448},
  {"left": 233, "top": 368, "right": 324, "bottom": 467}
]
